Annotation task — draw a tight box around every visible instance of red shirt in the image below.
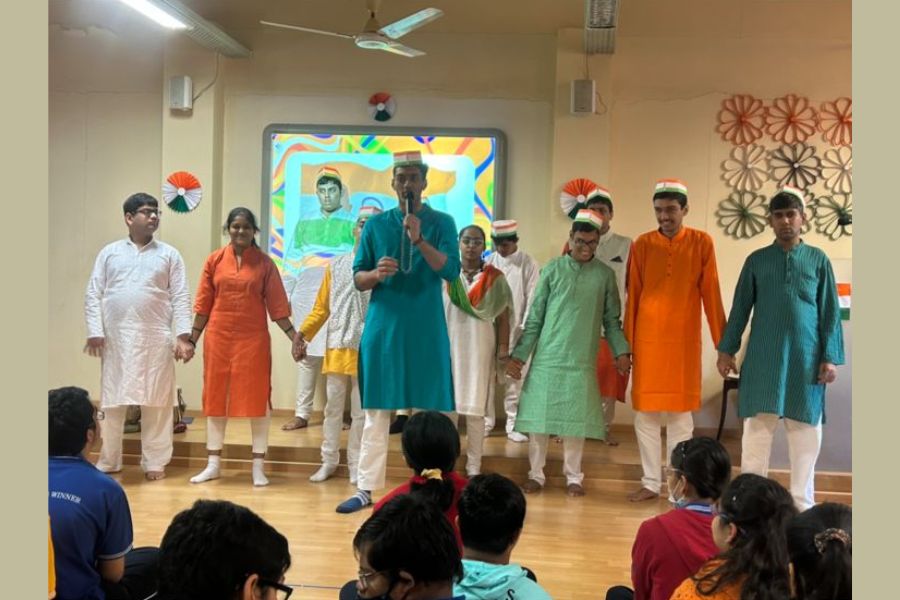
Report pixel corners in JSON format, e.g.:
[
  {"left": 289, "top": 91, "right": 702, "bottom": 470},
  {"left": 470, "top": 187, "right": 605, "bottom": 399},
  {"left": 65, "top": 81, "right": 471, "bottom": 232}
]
[
  {"left": 374, "top": 471, "right": 469, "bottom": 549},
  {"left": 631, "top": 507, "right": 719, "bottom": 600}
]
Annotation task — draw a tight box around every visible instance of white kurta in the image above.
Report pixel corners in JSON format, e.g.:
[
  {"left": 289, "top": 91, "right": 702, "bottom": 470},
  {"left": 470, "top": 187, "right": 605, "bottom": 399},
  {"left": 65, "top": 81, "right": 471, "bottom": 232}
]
[
  {"left": 593, "top": 229, "right": 631, "bottom": 309},
  {"left": 284, "top": 267, "right": 326, "bottom": 357},
  {"left": 443, "top": 273, "right": 498, "bottom": 417},
  {"left": 485, "top": 249, "right": 540, "bottom": 346},
  {"left": 84, "top": 238, "right": 192, "bottom": 408}
]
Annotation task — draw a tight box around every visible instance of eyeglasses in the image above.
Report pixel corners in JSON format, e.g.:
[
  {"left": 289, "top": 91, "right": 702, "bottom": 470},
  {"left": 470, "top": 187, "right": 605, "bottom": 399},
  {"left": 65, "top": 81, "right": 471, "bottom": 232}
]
[
  {"left": 460, "top": 237, "right": 484, "bottom": 246},
  {"left": 664, "top": 466, "right": 681, "bottom": 479},
  {"left": 570, "top": 238, "right": 599, "bottom": 249},
  {"left": 134, "top": 208, "right": 161, "bottom": 217},
  {"left": 257, "top": 578, "right": 293, "bottom": 600},
  {"left": 358, "top": 569, "right": 389, "bottom": 589}
]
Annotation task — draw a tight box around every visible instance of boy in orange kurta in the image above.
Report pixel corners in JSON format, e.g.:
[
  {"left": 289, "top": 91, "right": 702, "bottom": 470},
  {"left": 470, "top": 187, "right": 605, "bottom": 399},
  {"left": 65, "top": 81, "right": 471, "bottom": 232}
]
[{"left": 624, "top": 180, "right": 726, "bottom": 502}]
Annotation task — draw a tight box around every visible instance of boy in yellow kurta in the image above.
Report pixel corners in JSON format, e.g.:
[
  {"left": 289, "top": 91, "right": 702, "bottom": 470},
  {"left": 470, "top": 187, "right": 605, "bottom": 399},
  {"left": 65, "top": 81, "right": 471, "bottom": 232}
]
[
  {"left": 293, "top": 206, "right": 382, "bottom": 484},
  {"left": 624, "top": 180, "right": 726, "bottom": 502}
]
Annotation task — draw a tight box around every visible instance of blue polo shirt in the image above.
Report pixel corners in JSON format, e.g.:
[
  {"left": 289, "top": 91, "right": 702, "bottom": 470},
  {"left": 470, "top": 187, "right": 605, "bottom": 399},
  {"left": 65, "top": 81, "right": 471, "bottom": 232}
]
[{"left": 49, "top": 456, "right": 133, "bottom": 600}]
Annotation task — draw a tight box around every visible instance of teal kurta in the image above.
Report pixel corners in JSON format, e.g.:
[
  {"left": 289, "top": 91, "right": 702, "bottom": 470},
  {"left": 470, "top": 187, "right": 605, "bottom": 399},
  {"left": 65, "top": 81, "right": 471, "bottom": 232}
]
[
  {"left": 718, "top": 242, "right": 844, "bottom": 425},
  {"left": 354, "top": 205, "right": 460, "bottom": 411},
  {"left": 511, "top": 255, "right": 630, "bottom": 438}
]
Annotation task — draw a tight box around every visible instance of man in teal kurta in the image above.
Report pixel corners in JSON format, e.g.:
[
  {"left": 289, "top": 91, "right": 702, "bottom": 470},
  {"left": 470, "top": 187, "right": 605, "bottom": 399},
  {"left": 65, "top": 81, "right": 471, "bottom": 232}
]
[
  {"left": 336, "top": 150, "right": 460, "bottom": 513},
  {"left": 507, "top": 210, "right": 631, "bottom": 497},
  {"left": 717, "top": 186, "right": 844, "bottom": 510}
]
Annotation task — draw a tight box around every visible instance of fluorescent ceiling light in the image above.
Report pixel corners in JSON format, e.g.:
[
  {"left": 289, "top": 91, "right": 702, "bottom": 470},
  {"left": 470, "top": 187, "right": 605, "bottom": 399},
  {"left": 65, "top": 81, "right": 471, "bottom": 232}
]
[{"left": 117, "top": 0, "right": 191, "bottom": 30}]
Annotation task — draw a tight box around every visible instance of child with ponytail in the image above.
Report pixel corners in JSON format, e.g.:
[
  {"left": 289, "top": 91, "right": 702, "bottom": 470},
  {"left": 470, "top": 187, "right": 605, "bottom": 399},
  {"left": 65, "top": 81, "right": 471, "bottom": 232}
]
[{"left": 787, "top": 502, "right": 851, "bottom": 600}]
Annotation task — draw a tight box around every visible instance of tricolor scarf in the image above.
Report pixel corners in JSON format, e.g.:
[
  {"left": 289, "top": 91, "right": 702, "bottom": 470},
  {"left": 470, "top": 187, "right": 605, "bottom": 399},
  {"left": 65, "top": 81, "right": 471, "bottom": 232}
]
[{"left": 447, "top": 264, "right": 512, "bottom": 321}]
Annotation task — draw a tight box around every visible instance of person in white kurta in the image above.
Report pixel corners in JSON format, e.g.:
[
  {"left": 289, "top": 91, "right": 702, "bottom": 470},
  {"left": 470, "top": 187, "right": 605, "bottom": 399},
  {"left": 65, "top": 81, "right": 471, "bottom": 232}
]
[
  {"left": 281, "top": 267, "right": 326, "bottom": 430},
  {"left": 484, "top": 220, "right": 540, "bottom": 443},
  {"left": 444, "top": 225, "right": 512, "bottom": 476},
  {"left": 585, "top": 192, "right": 632, "bottom": 445},
  {"left": 84, "top": 193, "right": 193, "bottom": 480}
]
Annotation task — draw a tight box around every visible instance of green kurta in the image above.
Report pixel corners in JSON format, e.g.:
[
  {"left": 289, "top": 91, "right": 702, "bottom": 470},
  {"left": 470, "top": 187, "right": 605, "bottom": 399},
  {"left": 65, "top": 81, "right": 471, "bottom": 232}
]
[
  {"left": 718, "top": 242, "right": 844, "bottom": 425},
  {"left": 511, "top": 255, "right": 630, "bottom": 438}
]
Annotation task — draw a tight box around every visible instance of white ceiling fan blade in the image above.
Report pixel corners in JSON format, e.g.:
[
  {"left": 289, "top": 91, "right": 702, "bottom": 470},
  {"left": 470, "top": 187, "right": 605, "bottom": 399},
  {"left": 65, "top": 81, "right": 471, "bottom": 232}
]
[
  {"left": 259, "top": 20, "right": 354, "bottom": 39},
  {"left": 379, "top": 41, "right": 426, "bottom": 58},
  {"left": 378, "top": 8, "right": 443, "bottom": 40}
]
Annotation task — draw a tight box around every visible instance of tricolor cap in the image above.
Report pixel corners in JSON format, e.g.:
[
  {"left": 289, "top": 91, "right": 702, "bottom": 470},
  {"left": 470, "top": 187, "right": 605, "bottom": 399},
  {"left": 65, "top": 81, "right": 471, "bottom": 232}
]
[
  {"left": 653, "top": 178, "right": 688, "bottom": 198},
  {"left": 316, "top": 166, "right": 342, "bottom": 183},
  {"left": 357, "top": 205, "right": 383, "bottom": 219},
  {"left": 587, "top": 185, "right": 612, "bottom": 203},
  {"left": 574, "top": 209, "right": 604, "bottom": 230},
  {"left": 393, "top": 150, "right": 424, "bottom": 166},
  {"left": 774, "top": 185, "right": 806, "bottom": 209},
  {"left": 491, "top": 220, "right": 518, "bottom": 238}
]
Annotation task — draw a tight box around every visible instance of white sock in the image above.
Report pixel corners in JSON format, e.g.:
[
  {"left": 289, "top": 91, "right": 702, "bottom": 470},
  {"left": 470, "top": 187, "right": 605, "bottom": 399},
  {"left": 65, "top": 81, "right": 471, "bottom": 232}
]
[
  {"left": 309, "top": 463, "right": 337, "bottom": 483},
  {"left": 190, "top": 455, "right": 221, "bottom": 484},
  {"left": 252, "top": 457, "right": 269, "bottom": 487}
]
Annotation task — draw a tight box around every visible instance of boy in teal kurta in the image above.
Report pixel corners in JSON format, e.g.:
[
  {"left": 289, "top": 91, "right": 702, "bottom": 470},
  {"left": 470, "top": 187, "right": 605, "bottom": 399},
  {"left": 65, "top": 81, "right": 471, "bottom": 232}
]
[
  {"left": 508, "top": 210, "right": 631, "bottom": 497},
  {"left": 336, "top": 150, "right": 460, "bottom": 514},
  {"left": 717, "top": 186, "right": 844, "bottom": 510}
]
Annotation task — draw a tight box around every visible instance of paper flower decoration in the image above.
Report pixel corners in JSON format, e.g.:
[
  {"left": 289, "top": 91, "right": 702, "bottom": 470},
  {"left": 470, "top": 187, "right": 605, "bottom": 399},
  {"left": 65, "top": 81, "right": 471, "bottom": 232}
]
[
  {"left": 560, "top": 178, "right": 599, "bottom": 219},
  {"left": 765, "top": 94, "right": 819, "bottom": 144},
  {"left": 162, "top": 171, "right": 202, "bottom": 213},
  {"left": 368, "top": 92, "right": 396, "bottom": 122},
  {"left": 768, "top": 143, "right": 820, "bottom": 189},
  {"left": 818, "top": 97, "right": 852, "bottom": 146},
  {"left": 813, "top": 193, "right": 852, "bottom": 240},
  {"left": 820, "top": 147, "right": 852, "bottom": 194},
  {"left": 721, "top": 144, "right": 769, "bottom": 192},
  {"left": 715, "top": 191, "right": 769, "bottom": 239},
  {"left": 716, "top": 94, "right": 766, "bottom": 145}
]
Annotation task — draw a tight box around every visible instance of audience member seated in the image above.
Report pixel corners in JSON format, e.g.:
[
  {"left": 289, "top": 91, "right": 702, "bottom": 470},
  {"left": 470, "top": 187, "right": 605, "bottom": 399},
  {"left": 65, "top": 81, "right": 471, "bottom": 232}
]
[
  {"left": 606, "top": 437, "right": 731, "bottom": 600},
  {"left": 454, "top": 473, "right": 551, "bottom": 599},
  {"left": 48, "top": 386, "right": 158, "bottom": 600},
  {"left": 155, "top": 499, "right": 293, "bottom": 600},
  {"left": 787, "top": 502, "right": 851, "bottom": 600},
  {"left": 669, "top": 473, "right": 797, "bottom": 600},
  {"left": 371, "top": 411, "right": 467, "bottom": 548},
  {"left": 340, "top": 494, "right": 463, "bottom": 600}
]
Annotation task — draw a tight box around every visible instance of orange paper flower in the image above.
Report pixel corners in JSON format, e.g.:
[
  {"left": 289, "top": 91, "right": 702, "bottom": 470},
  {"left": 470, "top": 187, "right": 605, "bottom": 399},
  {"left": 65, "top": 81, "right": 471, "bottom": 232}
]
[
  {"left": 765, "top": 94, "right": 818, "bottom": 144},
  {"left": 818, "top": 97, "right": 852, "bottom": 146},
  {"left": 717, "top": 94, "right": 766, "bottom": 146}
]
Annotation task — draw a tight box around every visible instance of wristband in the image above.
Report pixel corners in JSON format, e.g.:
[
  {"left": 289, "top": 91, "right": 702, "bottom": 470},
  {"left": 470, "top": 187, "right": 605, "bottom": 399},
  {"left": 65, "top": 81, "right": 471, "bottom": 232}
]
[{"left": 413, "top": 235, "right": 424, "bottom": 246}]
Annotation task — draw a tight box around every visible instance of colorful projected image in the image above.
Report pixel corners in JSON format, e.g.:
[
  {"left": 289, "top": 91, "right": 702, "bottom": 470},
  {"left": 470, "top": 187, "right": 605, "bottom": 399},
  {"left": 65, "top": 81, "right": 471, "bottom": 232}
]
[{"left": 264, "top": 129, "right": 504, "bottom": 278}]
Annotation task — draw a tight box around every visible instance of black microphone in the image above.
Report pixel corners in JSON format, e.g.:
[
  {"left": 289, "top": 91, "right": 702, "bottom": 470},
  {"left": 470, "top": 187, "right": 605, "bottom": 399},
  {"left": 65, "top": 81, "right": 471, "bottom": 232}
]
[{"left": 405, "top": 190, "right": 413, "bottom": 215}]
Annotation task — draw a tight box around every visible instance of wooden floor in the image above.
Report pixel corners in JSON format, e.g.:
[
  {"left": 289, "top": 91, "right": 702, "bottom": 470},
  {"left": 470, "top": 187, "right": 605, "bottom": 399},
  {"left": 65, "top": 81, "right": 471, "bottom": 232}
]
[{"left": 103, "top": 412, "right": 851, "bottom": 600}]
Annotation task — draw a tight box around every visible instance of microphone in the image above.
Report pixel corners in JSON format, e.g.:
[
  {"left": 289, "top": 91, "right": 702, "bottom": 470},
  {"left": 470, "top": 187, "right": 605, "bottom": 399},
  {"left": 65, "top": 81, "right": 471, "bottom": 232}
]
[
  {"left": 405, "top": 190, "right": 413, "bottom": 215},
  {"left": 400, "top": 190, "right": 415, "bottom": 273}
]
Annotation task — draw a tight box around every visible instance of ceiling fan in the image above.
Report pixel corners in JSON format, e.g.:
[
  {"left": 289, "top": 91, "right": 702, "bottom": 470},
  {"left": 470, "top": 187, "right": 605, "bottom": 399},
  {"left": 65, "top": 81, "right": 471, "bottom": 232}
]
[{"left": 260, "top": 0, "right": 444, "bottom": 58}]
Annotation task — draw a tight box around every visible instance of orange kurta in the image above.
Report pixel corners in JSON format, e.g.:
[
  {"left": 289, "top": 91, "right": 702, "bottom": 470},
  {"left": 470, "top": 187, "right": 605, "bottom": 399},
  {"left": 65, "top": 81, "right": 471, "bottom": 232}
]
[
  {"left": 624, "top": 228, "right": 726, "bottom": 412},
  {"left": 195, "top": 245, "right": 291, "bottom": 417}
]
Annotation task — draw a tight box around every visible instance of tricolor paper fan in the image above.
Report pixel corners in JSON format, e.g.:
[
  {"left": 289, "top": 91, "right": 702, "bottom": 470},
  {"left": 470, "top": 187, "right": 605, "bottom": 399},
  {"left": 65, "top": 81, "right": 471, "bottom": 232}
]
[
  {"left": 162, "top": 171, "right": 202, "bottom": 213},
  {"left": 368, "top": 92, "right": 396, "bottom": 122},
  {"left": 560, "top": 178, "right": 599, "bottom": 219}
]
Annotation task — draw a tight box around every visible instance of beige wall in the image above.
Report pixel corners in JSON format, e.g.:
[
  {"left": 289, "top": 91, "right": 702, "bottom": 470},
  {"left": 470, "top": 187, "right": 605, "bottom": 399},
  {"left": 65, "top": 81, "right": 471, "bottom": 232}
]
[{"left": 49, "top": 1, "right": 851, "bottom": 424}]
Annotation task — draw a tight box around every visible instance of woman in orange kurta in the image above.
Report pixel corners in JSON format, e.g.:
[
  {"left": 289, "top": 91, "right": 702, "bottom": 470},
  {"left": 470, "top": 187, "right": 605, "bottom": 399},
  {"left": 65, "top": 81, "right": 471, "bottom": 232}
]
[
  {"left": 623, "top": 180, "right": 726, "bottom": 502},
  {"left": 188, "top": 207, "right": 295, "bottom": 487}
]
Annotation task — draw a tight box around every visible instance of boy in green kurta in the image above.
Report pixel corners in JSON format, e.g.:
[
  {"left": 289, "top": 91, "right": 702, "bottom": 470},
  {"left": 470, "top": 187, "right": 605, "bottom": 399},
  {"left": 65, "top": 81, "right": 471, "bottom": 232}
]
[
  {"left": 717, "top": 186, "right": 844, "bottom": 510},
  {"left": 507, "top": 210, "right": 631, "bottom": 497}
]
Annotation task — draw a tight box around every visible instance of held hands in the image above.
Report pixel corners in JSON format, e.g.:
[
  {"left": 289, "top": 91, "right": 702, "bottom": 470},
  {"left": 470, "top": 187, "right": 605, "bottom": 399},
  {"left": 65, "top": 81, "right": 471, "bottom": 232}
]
[
  {"left": 376, "top": 256, "right": 399, "bottom": 282},
  {"left": 615, "top": 354, "right": 632, "bottom": 376},
  {"left": 84, "top": 337, "right": 104, "bottom": 358},
  {"left": 717, "top": 352, "right": 738, "bottom": 378},
  {"left": 506, "top": 357, "right": 525, "bottom": 380},
  {"left": 292, "top": 331, "right": 307, "bottom": 362},
  {"left": 403, "top": 213, "right": 422, "bottom": 244},
  {"left": 818, "top": 362, "right": 837, "bottom": 384},
  {"left": 174, "top": 337, "right": 195, "bottom": 363}
]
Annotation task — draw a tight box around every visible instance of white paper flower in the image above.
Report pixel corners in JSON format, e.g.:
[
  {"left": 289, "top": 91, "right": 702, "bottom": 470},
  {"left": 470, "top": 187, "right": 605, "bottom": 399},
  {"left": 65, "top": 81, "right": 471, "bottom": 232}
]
[{"left": 721, "top": 144, "right": 769, "bottom": 192}]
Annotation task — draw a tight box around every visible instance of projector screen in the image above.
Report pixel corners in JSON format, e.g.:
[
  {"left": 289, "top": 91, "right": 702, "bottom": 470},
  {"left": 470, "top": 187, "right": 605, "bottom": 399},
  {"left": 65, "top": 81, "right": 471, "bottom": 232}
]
[{"left": 261, "top": 125, "right": 507, "bottom": 277}]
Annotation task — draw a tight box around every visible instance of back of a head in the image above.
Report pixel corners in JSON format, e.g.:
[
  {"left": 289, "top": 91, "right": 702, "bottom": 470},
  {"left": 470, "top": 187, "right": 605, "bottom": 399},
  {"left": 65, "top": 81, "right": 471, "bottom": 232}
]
[
  {"left": 354, "top": 494, "right": 462, "bottom": 587},
  {"left": 48, "top": 387, "right": 94, "bottom": 456},
  {"left": 787, "top": 503, "right": 851, "bottom": 600},
  {"left": 671, "top": 437, "right": 732, "bottom": 500},
  {"left": 157, "top": 499, "right": 290, "bottom": 600},
  {"left": 697, "top": 473, "right": 797, "bottom": 600},
  {"left": 402, "top": 411, "right": 461, "bottom": 511},
  {"left": 458, "top": 473, "right": 526, "bottom": 556}
]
